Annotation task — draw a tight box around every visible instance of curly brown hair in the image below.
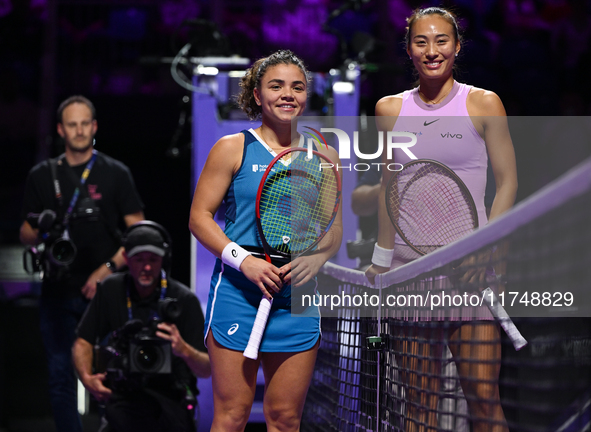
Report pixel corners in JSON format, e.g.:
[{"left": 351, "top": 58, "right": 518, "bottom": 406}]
[{"left": 236, "top": 50, "right": 311, "bottom": 121}]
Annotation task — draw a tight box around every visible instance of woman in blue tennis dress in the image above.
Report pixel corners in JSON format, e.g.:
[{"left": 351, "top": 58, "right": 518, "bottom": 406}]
[{"left": 189, "top": 50, "right": 342, "bottom": 432}]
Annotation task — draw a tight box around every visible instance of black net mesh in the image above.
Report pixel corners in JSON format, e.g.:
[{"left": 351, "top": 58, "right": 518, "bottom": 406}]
[{"left": 302, "top": 157, "right": 591, "bottom": 432}]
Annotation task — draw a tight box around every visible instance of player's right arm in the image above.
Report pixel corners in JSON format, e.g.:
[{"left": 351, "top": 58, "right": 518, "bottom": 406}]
[
  {"left": 366, "top": 95, "right": 403, "bottom": 284},
  {"left": 188, "top": 134, "right": 282, "bottom": 298}
]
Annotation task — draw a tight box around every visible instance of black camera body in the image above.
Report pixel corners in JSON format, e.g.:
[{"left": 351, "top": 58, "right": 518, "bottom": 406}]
[
  {"left": 346, "top": 237, "right": 377, "bottom": 270},
  {"left": 128, "top": 325, "right": 173, "bottom": 375},
  {"left": 97, "top": 298, "right": 182, "bottom": 391},
  {"left": 23, "top": 209, "right": 77, "bottom": 279}
]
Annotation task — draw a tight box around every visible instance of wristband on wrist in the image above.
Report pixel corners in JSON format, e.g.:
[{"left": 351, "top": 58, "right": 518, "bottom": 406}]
[
  {"left": 221, "top": 242, "right": 251, "bottom": 271},
  {"left": 372, "top": 244, "right": 394, "bottom": 268}
]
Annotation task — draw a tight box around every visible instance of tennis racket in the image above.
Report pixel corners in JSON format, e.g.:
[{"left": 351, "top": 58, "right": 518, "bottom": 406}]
[
  {"left": 243, "top": 147, "right": 342, "bottom": 359},
  {"left": 385, "top": 159, "right": 527, "bottom": 350}
]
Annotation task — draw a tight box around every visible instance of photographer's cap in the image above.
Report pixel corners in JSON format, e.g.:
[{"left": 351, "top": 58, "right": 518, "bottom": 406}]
[{"left": 124, "top": 226, "right": 167, "bottom": 258}]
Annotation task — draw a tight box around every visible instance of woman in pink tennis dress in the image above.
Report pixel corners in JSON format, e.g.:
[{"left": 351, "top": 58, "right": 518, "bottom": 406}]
[{"left": 366, "top": 7, "right": 518, "bottom": 432}]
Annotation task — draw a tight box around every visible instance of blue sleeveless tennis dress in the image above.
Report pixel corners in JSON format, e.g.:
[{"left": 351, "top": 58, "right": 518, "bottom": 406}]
[{"left": 204, "top": 129, "right": 321, "bottom": 351}]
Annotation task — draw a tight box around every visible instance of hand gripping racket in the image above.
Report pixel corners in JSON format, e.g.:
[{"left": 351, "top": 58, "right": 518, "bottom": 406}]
[
  {"left": 243, "top": 147, "right": 342, "bottom": 359},
  {"left": 385, "top": 159, "right": 527, "bottom": 350}
]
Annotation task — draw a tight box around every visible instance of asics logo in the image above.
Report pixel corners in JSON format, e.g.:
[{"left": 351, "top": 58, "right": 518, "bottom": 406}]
[
  {"left": 228, "top": 323, "right": 239, "bottom": 335},
  {"left": 232, "top": 249, "right": 238, "bottom": 258},
  {"left": 423, "top": 119, "right": 440, "bottom": 126}
]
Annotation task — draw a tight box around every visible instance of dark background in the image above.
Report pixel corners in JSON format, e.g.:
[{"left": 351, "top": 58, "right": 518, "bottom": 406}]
[{"left": 1, "top": 0, "right": 591, "bottom": 430}]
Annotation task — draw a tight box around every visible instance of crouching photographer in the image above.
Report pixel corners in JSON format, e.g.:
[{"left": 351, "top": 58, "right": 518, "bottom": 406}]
[{"left": 72, "top": 221, "right": 211, "bottom": 432}]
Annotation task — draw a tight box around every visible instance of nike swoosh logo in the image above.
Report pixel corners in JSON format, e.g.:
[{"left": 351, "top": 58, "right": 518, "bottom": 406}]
[{"left": 424, "top": 119, "right": 440, "bottom": 126}]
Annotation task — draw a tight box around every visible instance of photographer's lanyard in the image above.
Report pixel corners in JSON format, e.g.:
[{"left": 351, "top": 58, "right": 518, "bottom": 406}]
[
  {"left": 126, "top": 269, "right": 168, "bottom": 321},
  {"left": 63, "top": 150, "right": 98, "bottom": 227}
]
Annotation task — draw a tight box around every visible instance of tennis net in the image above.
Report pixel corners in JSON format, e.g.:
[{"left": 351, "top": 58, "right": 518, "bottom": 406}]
[{"left": 302, "top": 156, "right": 591, "bottom": 432}]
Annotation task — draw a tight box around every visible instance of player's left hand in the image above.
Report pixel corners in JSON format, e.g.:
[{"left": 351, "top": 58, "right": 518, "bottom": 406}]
[
  {"left": 365, "top": 264, "right": 390, "bottom": 285},
  {"left": 279, "top": 255, "right": 324, "bottom": 288},
  {"left": 454, "top": 249, "right": 493, "bottom": 290}
]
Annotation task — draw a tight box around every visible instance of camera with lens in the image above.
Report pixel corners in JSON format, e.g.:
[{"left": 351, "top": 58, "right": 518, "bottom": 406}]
[
  {"left": 97, "top": 298, "right": 182, "bottom": 391},
  {"left": 23, "top": 209, "right": 77, "bottom": 279},
  {"left": 346, "top": 237, "right": 376, "bottom": 269}
]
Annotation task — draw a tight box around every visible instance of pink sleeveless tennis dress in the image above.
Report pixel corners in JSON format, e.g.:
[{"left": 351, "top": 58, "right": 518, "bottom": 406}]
[{"left": 389, "top": 81, "right": 492, "bottom": 320}]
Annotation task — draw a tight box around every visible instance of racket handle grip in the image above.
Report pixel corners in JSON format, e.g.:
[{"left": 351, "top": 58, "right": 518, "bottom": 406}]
[
  {"left": 243, "top": 296, "right": 273, "bottom": 360},
  {"left": 481, "top": 287, "right": 528, "bottom": 351}
]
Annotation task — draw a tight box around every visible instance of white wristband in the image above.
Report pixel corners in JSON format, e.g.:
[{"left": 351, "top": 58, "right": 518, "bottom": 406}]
[
  {"left": 221, "top": 242, "right": 251, "bottom": 271},
  {"left": 372, "top": 244, "right": 394, "bottom": 268}
]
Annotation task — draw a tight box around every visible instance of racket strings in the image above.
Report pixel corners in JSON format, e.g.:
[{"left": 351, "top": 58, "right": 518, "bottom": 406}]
[
  {"left": 259, "top": 153, "right": 339, "bottom": 256},
  {"left": 260, "top": 170, "right": 292, "bottom": 253},
  {"left": 387, "top": 162, "right": 477, "bottom": 255}
]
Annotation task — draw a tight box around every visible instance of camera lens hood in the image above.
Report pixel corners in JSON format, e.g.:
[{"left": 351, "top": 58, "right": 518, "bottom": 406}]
[{"left": 48, "top": 238, "right": 77, "bottom": 266}]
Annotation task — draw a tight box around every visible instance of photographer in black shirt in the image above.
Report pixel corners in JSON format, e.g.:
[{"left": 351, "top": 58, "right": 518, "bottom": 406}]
[
  {"left": 20, "top": 95, "right": 144, "bottom": 432},
  {"left": 73, "top": 221, "right": 211, "bottom": 432}
]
